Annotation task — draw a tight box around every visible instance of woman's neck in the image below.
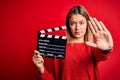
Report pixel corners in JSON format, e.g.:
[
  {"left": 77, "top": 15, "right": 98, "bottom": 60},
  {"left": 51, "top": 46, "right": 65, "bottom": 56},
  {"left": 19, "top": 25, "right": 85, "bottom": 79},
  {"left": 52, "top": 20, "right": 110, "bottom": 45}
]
[{"left": 67, "top": 37, "right": 84, "bottom": 43}]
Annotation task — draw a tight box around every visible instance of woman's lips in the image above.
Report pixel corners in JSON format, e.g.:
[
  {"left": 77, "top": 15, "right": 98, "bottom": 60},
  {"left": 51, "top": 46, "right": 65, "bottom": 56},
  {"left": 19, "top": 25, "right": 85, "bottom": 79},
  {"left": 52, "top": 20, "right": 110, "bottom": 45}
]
[{"left": 75, "top": 32, "right": 81, "bottom": 35}]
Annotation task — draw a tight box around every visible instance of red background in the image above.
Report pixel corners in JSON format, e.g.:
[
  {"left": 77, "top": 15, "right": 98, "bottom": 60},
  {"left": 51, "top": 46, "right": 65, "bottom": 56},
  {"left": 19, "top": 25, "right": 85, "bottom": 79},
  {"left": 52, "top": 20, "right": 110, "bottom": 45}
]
[{"left": 0, "top": 0, "right": 120, "bottom": 80}]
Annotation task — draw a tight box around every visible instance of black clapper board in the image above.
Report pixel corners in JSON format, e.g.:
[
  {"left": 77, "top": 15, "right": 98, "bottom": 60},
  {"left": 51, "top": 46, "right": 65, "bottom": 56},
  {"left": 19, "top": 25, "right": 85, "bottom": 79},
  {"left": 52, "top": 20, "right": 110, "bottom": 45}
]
[{"left": 37, "top": 26, "right": 67, "bottom": 59}]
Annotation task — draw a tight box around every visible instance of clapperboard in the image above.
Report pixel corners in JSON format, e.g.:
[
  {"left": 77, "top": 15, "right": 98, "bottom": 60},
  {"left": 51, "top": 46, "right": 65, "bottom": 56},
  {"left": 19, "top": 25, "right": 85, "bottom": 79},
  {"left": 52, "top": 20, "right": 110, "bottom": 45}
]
[{"left": 37, "top": 26, "right": 67, "bottom": 59}]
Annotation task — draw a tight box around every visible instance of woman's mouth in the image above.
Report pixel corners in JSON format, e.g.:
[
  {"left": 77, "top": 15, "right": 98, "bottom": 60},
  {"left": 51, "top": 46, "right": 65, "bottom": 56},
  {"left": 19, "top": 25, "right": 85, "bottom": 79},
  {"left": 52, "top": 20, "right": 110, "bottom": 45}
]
[{"left": 75, "top": 32, "right": 81, "bottom": 35}]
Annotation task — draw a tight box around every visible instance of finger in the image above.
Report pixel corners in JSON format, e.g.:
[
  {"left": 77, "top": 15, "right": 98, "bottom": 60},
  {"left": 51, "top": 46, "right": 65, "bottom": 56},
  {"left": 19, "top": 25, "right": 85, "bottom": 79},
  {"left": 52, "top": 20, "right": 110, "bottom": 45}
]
[
  {"left": 34, "top": 50, "right": 40, "bottom": 55},
  {"left": 93, "top": 18, "right": 102, "bottom": 31},
  {"left": 32, "top": 57, "right": 44, "bottom": 64},
  {"left": 33, "top": 54, "right": 43, "bottom": 59},
  {"left": 32, "top": 57, "right": 37, "bottom": 64},
  {"left": 33, "top": 52, "right": 43, "bottom": 60},
  {"left": 85, "top": 41, "right": 97, "bottom": 48},
  {"left": 88, "top": 21, "right": 95, "bottom": 34},
  {"left": 36, "top": 60, "right": 44, "bottom": 64},
  {"left": 34, "top": 50, "right": 43, "bottom": 58},
  {"left": 89, "top": 17, "right": 98, "bottom": 32},
  {"left": 35, "top": 57, "right": 44, "bottom": 64},
  {"left": 99, "top": 21, "right": 108, "bottom": 32},
  {"left": 35, "top": 58, "right": 44, "bottom": 61},
  {"left": 33, "top": 60, "right": 44, "bottom": 65}
]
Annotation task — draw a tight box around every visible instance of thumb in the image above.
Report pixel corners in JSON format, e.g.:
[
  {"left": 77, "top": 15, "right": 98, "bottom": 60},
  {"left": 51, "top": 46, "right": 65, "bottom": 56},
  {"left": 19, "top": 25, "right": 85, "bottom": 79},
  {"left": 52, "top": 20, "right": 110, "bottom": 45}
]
[{"left": 85, "top": 41, "right": 97, "bottom": 48}]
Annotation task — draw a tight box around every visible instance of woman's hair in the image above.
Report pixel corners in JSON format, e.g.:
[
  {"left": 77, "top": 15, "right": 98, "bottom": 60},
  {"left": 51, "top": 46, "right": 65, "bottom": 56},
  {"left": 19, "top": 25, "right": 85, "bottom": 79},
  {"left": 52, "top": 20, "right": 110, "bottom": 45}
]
[{"left": 66, "top": 5, "right": 91, "bottom": 41}]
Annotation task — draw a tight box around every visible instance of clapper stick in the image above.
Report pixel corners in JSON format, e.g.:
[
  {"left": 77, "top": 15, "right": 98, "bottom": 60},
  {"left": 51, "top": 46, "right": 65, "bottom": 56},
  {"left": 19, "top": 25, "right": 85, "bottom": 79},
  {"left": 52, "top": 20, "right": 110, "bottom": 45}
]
[{"left": 37, "top": 26, "right": 67, "bottom": 59}]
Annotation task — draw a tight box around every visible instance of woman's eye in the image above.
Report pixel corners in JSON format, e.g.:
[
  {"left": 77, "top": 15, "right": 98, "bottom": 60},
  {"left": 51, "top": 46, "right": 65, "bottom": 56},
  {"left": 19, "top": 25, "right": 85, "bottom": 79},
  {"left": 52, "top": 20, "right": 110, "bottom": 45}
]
[
  {"left": 70, "top": 23, "right": 75, "bottom": 26},
  {"left": 79, "top": 22, "right": 84, "bottom": 25}
]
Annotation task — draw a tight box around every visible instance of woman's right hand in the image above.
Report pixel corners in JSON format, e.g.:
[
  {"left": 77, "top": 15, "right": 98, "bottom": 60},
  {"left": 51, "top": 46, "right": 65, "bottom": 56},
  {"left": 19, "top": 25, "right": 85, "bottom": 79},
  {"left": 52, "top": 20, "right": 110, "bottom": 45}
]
[{"left": 32, "top": 50, "right": 44, "bottom": 74}]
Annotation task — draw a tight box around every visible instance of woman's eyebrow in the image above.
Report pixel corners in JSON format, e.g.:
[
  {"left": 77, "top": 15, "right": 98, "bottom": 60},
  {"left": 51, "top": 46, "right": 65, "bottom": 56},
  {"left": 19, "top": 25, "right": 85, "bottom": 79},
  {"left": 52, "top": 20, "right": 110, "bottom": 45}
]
[
  {"left": 69, "top": 21, "right": 75, "bottom": 22},
  {"left": 69, "top": 19, "right": 86, "bottom": 22},
  {"left": 79, "top": 19, "right": 86, "bottom": 21}
]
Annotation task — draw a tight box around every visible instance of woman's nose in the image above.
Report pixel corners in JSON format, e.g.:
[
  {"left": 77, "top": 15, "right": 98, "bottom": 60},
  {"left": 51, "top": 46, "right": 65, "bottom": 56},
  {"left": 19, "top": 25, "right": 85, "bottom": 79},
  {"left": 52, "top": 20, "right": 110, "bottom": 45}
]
[{"left": 76, "top": 23, "right": 81, "bottom": 30}]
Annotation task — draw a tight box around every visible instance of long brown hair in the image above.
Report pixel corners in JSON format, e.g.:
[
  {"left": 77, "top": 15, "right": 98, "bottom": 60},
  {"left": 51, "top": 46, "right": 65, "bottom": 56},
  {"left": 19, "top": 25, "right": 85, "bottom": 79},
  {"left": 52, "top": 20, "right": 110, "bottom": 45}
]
[{"left": 66, "top": 5, "right": 92, "bottom": 41}]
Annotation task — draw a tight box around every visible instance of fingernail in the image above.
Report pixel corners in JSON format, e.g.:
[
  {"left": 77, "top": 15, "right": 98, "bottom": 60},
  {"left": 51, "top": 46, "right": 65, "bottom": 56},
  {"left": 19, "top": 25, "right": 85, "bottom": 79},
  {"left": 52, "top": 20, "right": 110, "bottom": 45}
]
[
  {"left": 89, "top": 16, "right": 92, "bottom": 18},
  {"left": 93, "top": 17, "right": 96, "bottom": 20},
  {"left": 36, "top": 53, "right": 38, "bottom": 55}
]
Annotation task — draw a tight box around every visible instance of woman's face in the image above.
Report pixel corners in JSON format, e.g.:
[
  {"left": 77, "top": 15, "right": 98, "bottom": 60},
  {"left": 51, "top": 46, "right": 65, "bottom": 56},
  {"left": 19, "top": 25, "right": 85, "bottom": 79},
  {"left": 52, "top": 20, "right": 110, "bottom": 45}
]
[{"left": 69, "top": 14, "right": 87, "bottom": 39}]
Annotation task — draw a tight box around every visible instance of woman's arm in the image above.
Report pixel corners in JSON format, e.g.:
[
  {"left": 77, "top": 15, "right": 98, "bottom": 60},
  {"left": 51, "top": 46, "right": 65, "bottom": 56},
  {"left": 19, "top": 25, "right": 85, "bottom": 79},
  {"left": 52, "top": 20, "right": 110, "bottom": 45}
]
[
  {"left": 32, "top": 50, "right": 54, "bottom": 80},
  {"left": 85, "top": 17, "right": 113, "bottom": 62}
]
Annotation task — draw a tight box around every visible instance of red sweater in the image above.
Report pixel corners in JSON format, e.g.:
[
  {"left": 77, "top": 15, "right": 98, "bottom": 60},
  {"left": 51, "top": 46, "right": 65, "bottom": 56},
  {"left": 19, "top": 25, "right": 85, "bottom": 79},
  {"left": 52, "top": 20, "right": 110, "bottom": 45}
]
[{"left": 40, "top": 43, "right": 111, "bottom": 80}]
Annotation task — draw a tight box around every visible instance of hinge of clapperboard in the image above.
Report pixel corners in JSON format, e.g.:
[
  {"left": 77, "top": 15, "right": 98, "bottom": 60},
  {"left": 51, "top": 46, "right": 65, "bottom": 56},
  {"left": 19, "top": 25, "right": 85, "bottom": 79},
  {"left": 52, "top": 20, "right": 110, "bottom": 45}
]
[
  {"left": 37, "top": 26, "right": 67, "bottom": 59},
  {"left": 40, "top": 26, "right": 67, "bottom": 38}
]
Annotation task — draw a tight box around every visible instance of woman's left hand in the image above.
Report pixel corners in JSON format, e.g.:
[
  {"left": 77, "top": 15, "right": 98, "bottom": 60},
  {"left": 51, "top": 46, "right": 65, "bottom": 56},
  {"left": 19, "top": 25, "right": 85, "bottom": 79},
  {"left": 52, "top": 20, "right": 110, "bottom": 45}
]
[{"left": 86, "top": 17, "right": 113, "bottom": 50}]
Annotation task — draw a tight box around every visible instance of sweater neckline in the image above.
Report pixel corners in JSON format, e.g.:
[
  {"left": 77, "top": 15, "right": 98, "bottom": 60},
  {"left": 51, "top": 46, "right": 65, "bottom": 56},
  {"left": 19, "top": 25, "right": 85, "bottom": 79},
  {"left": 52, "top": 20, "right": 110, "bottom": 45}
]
[{"left": 67, "top": 42, "right": 86, "bottom": 47}]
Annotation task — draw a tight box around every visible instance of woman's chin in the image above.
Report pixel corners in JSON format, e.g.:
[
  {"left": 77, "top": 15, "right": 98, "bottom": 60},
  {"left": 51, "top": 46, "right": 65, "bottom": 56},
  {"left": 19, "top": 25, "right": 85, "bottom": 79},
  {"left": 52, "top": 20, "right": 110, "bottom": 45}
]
[{"left": 73, "top": 35, "right": 84, "bottom": 39}]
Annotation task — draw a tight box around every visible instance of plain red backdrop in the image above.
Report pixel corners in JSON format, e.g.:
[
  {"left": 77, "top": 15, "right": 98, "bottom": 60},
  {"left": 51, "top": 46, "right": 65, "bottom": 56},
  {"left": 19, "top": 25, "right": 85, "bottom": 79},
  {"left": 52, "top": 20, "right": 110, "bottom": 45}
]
[{"left": 0, "top": 0, "right": 120, "bottom": 80}]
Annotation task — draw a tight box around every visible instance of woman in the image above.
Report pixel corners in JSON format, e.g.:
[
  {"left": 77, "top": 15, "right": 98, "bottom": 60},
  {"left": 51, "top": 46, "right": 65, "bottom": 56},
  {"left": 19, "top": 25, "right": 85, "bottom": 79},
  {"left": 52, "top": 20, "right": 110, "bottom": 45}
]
[{"left": 32, "top": 5, "right": 113, "bottom": 80}]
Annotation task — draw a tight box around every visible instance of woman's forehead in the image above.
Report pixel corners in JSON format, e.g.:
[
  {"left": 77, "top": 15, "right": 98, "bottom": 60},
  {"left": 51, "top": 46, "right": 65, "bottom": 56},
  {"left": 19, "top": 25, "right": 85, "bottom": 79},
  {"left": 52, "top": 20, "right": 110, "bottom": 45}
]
[{"left": 69, "top": 14, "right": 86, "bottom": 21}]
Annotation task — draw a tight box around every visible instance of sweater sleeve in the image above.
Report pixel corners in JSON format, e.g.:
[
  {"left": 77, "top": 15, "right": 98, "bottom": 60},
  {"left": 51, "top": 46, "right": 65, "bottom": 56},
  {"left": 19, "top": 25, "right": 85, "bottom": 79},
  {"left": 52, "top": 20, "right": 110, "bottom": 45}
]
[
  {"left": 40, "top": 68, "right": 54, "bottom": 80},
  {"left": 93, "top": 48, "right": 112, "bottom": 62},
  {"left": 40, "top": 58, "right": 55, "bottom": 80}
]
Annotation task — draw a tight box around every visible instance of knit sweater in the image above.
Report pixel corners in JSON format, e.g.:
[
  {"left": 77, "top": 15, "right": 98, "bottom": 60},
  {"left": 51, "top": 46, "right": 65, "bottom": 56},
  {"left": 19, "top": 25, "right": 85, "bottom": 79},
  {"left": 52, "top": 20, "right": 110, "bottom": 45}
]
[{"left": 40, "top": 43, "right": 111, "bottom": 80}]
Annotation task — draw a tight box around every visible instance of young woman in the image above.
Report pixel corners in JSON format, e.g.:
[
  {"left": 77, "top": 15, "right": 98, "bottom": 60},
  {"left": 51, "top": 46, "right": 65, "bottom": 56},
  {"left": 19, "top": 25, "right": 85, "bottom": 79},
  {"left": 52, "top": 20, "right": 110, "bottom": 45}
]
[{"left": 32, "top": 5, "right": 113, "bottom": 80}]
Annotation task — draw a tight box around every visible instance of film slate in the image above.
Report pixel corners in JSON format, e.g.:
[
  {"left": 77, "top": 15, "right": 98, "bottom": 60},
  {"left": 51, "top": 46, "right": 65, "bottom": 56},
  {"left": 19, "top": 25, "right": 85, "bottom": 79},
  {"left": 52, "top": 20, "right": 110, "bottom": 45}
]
[{"left": 37, "top": 26, "right": 67, "bottom": 59}]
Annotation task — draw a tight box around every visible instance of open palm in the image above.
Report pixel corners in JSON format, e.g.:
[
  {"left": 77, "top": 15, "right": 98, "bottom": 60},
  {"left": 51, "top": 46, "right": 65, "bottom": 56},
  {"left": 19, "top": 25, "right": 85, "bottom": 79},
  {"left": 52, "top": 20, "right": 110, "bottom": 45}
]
[{"left": 86, "top": 17, "right": 113, "bottom": 50}]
